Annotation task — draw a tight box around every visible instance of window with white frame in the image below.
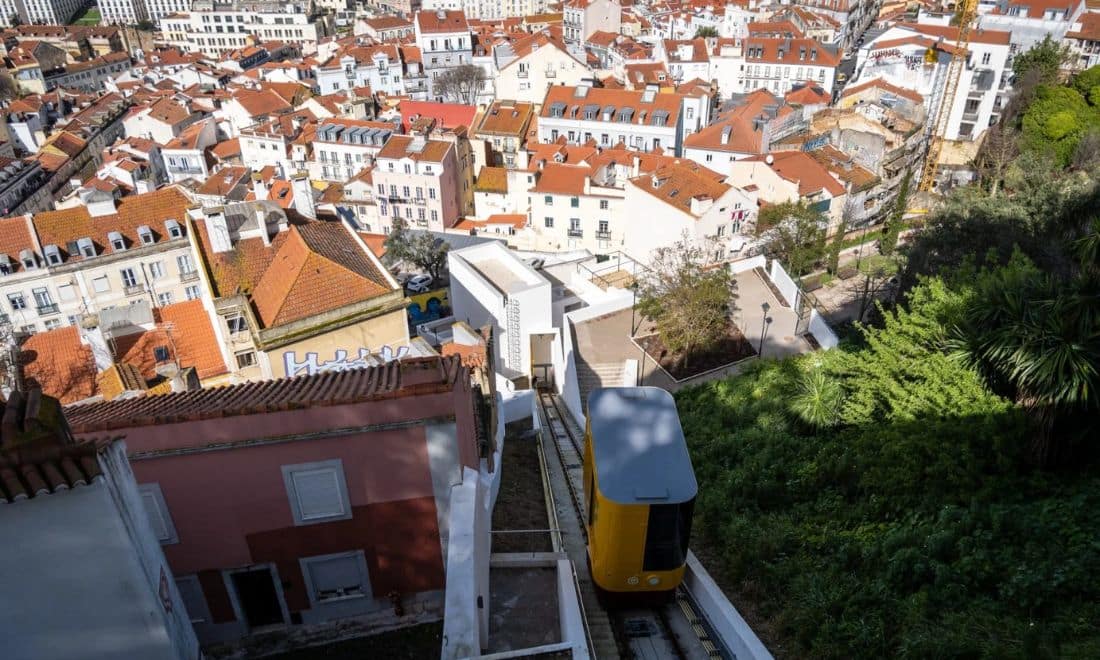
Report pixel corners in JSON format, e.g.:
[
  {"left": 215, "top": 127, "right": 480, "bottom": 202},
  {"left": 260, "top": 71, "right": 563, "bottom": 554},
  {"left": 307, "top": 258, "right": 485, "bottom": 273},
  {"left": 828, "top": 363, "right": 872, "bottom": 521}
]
[
  {"left": 149, "top": 261, "right": 165, "bottom": 279},
  {"left": 139, "top": 483, "right": 179, "bottom": 544},
  {"left": 225, "top": 313, "right": 247, "bottom": 334},
  {"left": 300, "top": 551, "right": 371, "bottom": 604},
  {"left": 158, "top": 292, "right": 173, "bottom": 306},
  {"left": 282, "top": 459, "right": 352, "bottom": 525},
  {"left": 185, "top": 285, "right": 200, "bottom": 300}
]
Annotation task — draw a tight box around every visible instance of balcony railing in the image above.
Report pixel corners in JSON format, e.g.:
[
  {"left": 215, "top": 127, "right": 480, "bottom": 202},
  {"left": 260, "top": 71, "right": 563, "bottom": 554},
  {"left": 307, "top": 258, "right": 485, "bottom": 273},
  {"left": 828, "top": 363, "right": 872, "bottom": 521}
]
[
  {"left": 517, "top": 69, "right": 528, "bottom": 78},
  {"left": 568, "top": 229, "right": 583, "bottom": 238},
  {"left": 36, "top": 303, "right": 59, "bottom": 315},
  {"left": 124, "top": 284, "right": 145, "bottom": 296},
  {"left": 545, "top": 69, "right": 556, "bottom": 78},
  {"left": 179, "top": 270, "right": 199, "bottom": 283},
  {"left": 596, "top": 230, "right": 611, "bottom": 239}
]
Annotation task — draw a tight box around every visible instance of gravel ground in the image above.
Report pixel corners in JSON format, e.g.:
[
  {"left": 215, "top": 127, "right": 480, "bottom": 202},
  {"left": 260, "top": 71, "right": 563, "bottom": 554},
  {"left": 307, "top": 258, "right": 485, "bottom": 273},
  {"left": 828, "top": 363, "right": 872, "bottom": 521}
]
[{"left": 491, "top": 418, "right": 553, "bottom": 553}]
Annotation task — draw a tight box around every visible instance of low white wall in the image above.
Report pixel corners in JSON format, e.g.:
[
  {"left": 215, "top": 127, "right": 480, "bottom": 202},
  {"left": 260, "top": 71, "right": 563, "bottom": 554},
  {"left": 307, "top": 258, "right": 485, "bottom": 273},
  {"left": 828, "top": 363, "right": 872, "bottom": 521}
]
[
  {"left": 441, "top": 467, "right": 488, "bottom": 659},
  {"left": 684, "top": 552, "right": 773, "bottom": 660},
  {"left": 497, "top": 381, "right": 535, "bottom": 425},
  {"left": 730, "top": 254, "right": 766, "bottom": 274},
  {"left": 768, "top": 260, "right": 801, "bottom": 310},
  {"left": 622, "top": 359, "right": 638, "bottom": 388},
  {"left": 557, "top": 559, "right": 591, "bottom": 660},
  {"left": 808, "top": 308, "right": 839, "bottom": 349}
]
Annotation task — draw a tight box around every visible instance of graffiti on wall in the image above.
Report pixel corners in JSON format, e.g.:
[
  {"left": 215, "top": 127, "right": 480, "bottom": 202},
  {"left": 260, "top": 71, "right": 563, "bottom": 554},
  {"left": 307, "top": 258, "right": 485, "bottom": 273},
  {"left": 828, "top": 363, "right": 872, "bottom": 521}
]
[
  {"left": 406, "top": 288, "right": 451, "bottom": 325},
  {"left": 283, "top": 345, "right": 410, "bottom": 376}
]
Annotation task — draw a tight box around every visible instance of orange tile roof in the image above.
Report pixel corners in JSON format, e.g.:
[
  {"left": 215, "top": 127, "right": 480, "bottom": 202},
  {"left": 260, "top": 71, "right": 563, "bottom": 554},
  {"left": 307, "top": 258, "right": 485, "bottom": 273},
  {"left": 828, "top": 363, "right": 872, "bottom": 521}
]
[
  {"left": 808, "top": 145, "right": 879, "bottom": 192},
  {"left": 66, "top": 357, "right": 464, "bottom": 434},
  {"left": 540, "top": 85, "right": 683, "bottom": 128},
  {"left": 211, "top": 137, "right": 241, "bottom": 159},
  {"left": 112, "top": 300, "right": 227, "bottom": 381},
  {"left": 1067, "top": 11, "right": 1100, "bottom": 40},
  {"left": 746, "top": 21, "right": 806, "bottom": 38},
  {"left": 895, "top": 21, "right": 1010, "bottom": 46},
  {"left": 0, "top": 215, "right": 34, "bottom": 271},
  {"left": 357, "top": 231, "right": 387, "bottom": 258},
  {"left": 376, "top": 134, "right": 452, "bottom": 163},
  {"left": 20, "top": 327, "right": 97, "bottom": 404},
  {"left": 398, "top": 100, "right": 478, "bottom": 131},
  {"left": 684, "top": 89, "right": 787, "bottom": 154},
  {"left": 146, "top": 96, "right": 191, "bottom": 125},
  {"left": 475, "top": 166, "right": 509, "bottom": 193},
  {"left": 745, "top": 151, "right": 846, "bottom": 197},
  {"left": 233, "top": 88, "right": 293, "bottom": 118},
  {"left": 785, "top": 80, "right": 830, "bottom": 106},
  {"left": 745, "top": 36, "right": 840, "bottom": 67},
  {"left": 29, "top": 187, "right": 192, "bottom": 264},
  {"left": 840, "top": 77, "right": 924, "bottom": 104},
  {"left": 415, "top": 9, "right": 470, "bottom": 33},
  {"left": 196, "top": 166, "right": 250, "bottom": 197},
  {"left": 532, "top": 162, "right": 589, "bottom": 195},
  {"left": 630, "top": 162, "right": 731, "bottom": 216},
  {"left": 475, "top": 100, "right": 534, "bottom": 136}
]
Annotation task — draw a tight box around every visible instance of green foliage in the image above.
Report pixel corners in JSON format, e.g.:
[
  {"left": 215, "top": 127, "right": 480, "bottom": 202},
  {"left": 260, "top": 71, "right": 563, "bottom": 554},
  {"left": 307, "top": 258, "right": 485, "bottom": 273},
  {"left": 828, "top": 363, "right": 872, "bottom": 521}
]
[
  {"left": 677, "top": 274, "right": 1100, "bottom": 658},
  {"left": 637, "top": 236, "right": 737, "bottom": 367},
  {"left": 1020, "top": 84, "right": 1099, "bottom": 166},
  {"left": 1012, "top": 35, "right": 1070, "bottom": 86},
  {"left": 693, "top": 26, "right": 719, "bottom": 38},
  {"left": 382, "top": 218, "right": 450, "bottom": 281},
  {"left": 756, "top": 201, "right": 828, "bottom": 276},
  {"left": 1072, "top": 65, "right": 1100, "bottom": 100},
  {"left": 881, "top": 169, "right": 911, "bottom": 255}
]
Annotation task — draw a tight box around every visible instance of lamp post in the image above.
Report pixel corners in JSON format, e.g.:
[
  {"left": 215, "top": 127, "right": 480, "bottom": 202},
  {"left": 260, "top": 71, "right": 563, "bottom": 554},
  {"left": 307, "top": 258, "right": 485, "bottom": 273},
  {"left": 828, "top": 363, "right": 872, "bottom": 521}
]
[
  {"left": 630, "top": 281, "right": 638, "bottom": 336},
  {"left": 759, "top": 301, "right": 771, "bottom": 358}
]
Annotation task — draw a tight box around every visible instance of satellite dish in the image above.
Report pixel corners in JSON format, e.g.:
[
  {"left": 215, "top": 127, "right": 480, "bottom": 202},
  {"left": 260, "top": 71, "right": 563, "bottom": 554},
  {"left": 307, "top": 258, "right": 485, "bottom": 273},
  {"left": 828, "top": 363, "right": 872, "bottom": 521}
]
[{"left": 765, "top": 154, "right": 775, "bottom": 165}]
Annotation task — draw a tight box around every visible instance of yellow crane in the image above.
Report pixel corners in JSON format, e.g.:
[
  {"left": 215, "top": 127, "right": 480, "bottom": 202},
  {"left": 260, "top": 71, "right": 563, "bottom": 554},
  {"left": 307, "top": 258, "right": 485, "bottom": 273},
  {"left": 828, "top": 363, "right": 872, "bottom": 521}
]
[{"left": 918, "top": 0, "right": 981, "bottom": 192}]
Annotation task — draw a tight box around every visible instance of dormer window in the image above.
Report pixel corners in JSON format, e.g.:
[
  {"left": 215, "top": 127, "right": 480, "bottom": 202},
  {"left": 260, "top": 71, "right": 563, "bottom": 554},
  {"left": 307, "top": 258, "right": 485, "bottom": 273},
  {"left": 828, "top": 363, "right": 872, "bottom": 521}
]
[
  {"left": 108, "top": 231, "right": 126, "bottom": 252},
  {"left": 0, "top": 256, "right": 10, "bottom": 275},
  {"left": 165, "top": 219, "right": 183, "bottom": 239},
  {"left": 77, "top": 237, "right": 96, "bottom": 258},
  {"left": 138, "top": 225, "right": 155, "bottom": 245},
  {"left": 19, "top": 248, "right": 36, "bottom": 270},
  {"left": 44, "top": 244, "right": 61, "bottom": 266}
]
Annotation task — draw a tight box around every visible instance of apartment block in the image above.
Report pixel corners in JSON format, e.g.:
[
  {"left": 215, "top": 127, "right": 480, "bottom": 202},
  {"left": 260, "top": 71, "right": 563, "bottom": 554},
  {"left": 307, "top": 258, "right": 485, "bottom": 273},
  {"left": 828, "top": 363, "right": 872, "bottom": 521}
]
[{"left": 372, "top": 134, "right": 462, "bottom": 231}]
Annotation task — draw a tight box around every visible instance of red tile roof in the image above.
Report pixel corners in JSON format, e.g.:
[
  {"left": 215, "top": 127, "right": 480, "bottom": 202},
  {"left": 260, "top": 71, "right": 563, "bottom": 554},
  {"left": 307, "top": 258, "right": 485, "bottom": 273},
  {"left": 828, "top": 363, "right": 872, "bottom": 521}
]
[
  {"left": 630, "top": 162, "right": 731, "bottom": 216},
  {"left": 0, "top": 388, "right": 108, "bottom": 503},
  {"left": 28, "top": 187, "right": 191, "bottom": 264},
  {"left": 0, "top": 215, "right": 35, "bottom": 272},
  {"left": 532, "top": 163, "right": 590, "bottom": 195},
  {"left": 839, "top": 77, "right": 924, "bottom": 104},
  {"left": 540, "top": 85, "right": 683, "bottom": 128},
  {"left": 745, "top": 151, "right": 846, "bottom": 197},
  {"left": 398, "top": 100, "right": 478, "bottom": 131},
  {"left": 415, "top": 9, "right": 470, "bottom": 33},
  {"left": 20, "top": 327, "right": 98, "bottom": 404},
  {"left": 65, "top": 356, "right": 465, "bottom": 434},
  {"left": 113, "top": 300, "right": 228, "bottom": 381},
  {"left": 745, "top": 36, "right": 840, "bottom": 67},
  {"left": 785, "top": 80, "right": 831, "bottom": 106}
]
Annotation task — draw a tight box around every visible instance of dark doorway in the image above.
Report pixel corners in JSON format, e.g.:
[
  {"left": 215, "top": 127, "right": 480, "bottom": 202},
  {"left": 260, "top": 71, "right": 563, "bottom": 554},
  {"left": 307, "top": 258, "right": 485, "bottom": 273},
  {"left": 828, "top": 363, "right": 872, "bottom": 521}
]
[{"left": 231, "top": 567, "right": 284, "bottom": 628}]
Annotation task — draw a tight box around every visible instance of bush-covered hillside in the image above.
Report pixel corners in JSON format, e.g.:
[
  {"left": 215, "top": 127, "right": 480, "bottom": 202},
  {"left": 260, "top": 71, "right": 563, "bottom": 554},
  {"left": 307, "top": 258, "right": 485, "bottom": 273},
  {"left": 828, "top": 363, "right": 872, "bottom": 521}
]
[{"left": 677, "top": 268, "right": 1100, "bottom": 658}]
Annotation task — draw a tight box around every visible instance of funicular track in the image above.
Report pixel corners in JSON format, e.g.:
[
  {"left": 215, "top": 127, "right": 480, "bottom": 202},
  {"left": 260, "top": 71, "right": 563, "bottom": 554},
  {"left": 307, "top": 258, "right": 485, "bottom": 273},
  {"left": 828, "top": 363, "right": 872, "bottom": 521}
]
[{"left": 535, "top": 390, "right": 730, "bottom": 660}]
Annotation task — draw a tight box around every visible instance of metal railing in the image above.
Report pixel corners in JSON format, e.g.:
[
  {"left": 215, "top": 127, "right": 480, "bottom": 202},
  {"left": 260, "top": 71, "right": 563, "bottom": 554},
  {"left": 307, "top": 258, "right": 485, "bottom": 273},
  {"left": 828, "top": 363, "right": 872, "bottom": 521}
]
[
  {"left": 567, "top": 229, "right": 583, "bottom": 238},
  {"left": 123, "top": 284, "right": 145, "bottom": 296},
  {"left": 36, "top": 303, "right": 59, "bottom": 315},
  {"left": 179, "top": 270, "right": 199, "bottom": 283}
]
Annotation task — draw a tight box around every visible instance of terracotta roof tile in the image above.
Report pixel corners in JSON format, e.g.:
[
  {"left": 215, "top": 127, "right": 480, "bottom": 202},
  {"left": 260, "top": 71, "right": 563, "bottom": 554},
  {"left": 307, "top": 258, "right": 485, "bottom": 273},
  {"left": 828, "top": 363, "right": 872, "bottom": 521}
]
[
  {"left": 113, "top": 300, "right": 227, "bottom": 381},
  {"left": 475, "top": 100, "right": 534, "bottom": 136},
  {"left": 398, "top": 100, "right": 478, "bottom": 132},
  {"left": 630, "top": 162, "right": 731, "bottom": 216},
  {"left": 415, "top": 9, "right": 470, "bottom": 33},
  {"left": 839, "top": 77, "right": 924, "bottom": 104},
  {"left": 20, "top": 327, "right": 98, "bottom": 404},
  {"left": 0, "top": 215, "right": 35, "bottom": 271},
  {"left": 744, "top": 151, "right": 846, "bottom": 197},
  {"left": 532, "top": 162, "right": 590, "bottom": 195},
  {"left": 376, "top": 134, "right": 452, "bottom": 162},
  {"left": 66, "top": 356, "right": 464, "bottom": 434},
  {"left": 475, "top": 166, "right": 508, "bottom": 193},
  {"left": 539, "top": 85, "right": 682, "bottom": 128}
]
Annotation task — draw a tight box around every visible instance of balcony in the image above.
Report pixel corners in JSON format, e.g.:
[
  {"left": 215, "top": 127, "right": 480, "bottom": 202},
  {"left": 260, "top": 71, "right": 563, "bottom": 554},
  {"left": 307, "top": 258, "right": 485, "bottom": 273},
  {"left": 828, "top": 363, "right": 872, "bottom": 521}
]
[
  {"left": 36, "top": 303, "right": 59, "bottom": 316},
  {"left": 179, "top": 270, "right": 199, "bottom": 283},
  {"left": 545, "top": 69, "right": 556, "bottom": 78},
  {"left": 124, "top": 283, "right": 145, "bottom": 296},
  {"left": 0, "top": 313, "right": 8, "bottom": 325},
  {"left": 596, "top": 230, "right": 611, "bottom": 239},
  {"left": 568, "top": 229, "right": 583, "bottom": 238},
  {"left": 517, "top": 69, "right": 528, "bottom": 78}
]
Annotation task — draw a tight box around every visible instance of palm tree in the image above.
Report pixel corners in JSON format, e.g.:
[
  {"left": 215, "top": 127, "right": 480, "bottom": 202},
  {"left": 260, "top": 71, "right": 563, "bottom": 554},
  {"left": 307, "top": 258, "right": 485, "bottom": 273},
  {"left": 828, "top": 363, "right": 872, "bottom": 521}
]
[{"left": 789, "top": 370, "right": 844, "bottom": 428}]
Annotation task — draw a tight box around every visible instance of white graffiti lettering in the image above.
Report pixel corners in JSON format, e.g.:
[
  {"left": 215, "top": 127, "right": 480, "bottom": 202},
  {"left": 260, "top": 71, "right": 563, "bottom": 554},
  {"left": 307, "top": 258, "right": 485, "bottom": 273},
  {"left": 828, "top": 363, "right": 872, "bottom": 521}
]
[{"left": 283, "top": 345, "right": 410, "bottom": 377}]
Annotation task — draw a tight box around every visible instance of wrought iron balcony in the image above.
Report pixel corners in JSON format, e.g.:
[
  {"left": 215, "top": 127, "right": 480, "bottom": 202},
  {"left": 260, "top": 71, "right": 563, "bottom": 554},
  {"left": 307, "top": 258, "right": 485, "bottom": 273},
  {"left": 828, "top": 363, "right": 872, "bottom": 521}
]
[{"left": 36, "top": 303, "right": 59, "bottom": 315}]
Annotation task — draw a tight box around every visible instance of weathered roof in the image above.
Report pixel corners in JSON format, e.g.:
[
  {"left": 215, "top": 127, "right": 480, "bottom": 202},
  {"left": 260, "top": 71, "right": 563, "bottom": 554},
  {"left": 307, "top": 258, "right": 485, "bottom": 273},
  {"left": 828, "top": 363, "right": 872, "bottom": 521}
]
[
  {"left": 65, "top": 356, "right": 464, "bottom": 433},
  {"left": 587, "top": 387, "right": 697, "bottom": 505}
]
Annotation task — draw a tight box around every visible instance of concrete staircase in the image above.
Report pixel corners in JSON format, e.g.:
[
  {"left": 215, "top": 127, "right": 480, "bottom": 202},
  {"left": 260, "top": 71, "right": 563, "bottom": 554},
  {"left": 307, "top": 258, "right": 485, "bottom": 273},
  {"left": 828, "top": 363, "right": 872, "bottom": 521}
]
[{"left": 576, "top": 361, "right": 627, "bottom": 414}]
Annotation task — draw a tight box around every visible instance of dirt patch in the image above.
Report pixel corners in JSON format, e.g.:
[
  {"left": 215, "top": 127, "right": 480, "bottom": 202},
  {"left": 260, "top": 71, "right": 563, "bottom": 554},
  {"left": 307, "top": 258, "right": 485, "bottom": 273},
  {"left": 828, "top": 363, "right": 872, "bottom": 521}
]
[
  {"left": 491, "top": 418, "right": 552, "bottom": 553},
  {"left": 259, "top": 622, "right": 442, "bottom": 660},
  {"left": 636, "top": 324, "right": 755, "bottom": 381}
]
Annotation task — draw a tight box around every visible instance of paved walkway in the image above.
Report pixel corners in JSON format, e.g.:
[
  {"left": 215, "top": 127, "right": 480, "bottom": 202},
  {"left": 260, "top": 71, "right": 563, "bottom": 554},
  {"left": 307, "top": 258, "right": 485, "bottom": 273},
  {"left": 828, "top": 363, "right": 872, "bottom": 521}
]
[{"left": 571, "top": 271, "right": 812, "bottom": 394}]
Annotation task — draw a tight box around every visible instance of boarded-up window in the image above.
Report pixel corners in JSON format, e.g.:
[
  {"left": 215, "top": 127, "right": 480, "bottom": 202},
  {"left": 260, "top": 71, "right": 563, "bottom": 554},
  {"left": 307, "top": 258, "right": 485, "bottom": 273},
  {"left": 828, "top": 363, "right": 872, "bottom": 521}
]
[
  {"left": 300, "top": 552, "right": 370, "bottom": 604},
  {"left": 138, "top": 483, "right": 178, "bottom": 544},
  {"left": 281, "top": 459, "right": 351, "bottom": 525}
]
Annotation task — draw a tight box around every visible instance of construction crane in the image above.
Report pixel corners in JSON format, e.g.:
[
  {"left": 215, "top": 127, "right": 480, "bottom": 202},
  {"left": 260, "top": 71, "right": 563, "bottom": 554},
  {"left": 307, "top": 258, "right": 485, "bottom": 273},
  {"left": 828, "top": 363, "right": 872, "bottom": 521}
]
[{"left": 918, "top": 0, "right": 981, "bottom": 192}]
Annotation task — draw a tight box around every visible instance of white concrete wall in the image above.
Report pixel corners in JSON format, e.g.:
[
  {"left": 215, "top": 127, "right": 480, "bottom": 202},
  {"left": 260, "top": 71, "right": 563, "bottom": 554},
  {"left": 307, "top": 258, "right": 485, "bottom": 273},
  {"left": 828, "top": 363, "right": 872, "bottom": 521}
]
[
  {"left": 768, "top": 259, "right": 801, "bottom": 310},
  {"left": 496, "top": 46, "right": 589, "bottom": 105},
  {"left": 730, "top": 255, "right": 767, "bottom": 274},
  {"left": 684, "top": 552, "right": 773, "bottom": 660},
  {"left": 0, "top": 462, "right": 198, "bottom": 660},
  {"left": 809, "top": 308, "right": 838, "bottom": 349},
  {"left": 441, "top": 466, "right": 482, "bottom": 659}
]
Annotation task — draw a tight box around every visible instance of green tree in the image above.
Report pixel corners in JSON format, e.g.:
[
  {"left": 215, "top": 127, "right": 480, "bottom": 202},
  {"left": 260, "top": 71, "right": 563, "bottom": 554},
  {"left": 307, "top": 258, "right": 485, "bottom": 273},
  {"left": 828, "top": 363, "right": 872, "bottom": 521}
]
[
  {"left": 1020, "top": 84, "right": 1098, "bottom": 166},
  {"left": 637, "top": 235, "right": 738, "bottom": 369},
  {"left": 1012, "top": 35, "right": 1070, "bottom": 85},
  {"left": 755, "top": 201, "right": 828, "bottom": 276},
  {"left": 383, "top": 218, "right": 450, "bottom": 282},
  {"left": 693, "top": 26, "right": 719, "bottom": 38},
  {"left": 434, "top": 64, "right": 488, "bottom": 105},
  {"left": 880, "top": 169, "right": 911, "bottom": 255},
  {"left": 1071, "top": 64, "right": 1100, "bottom": 100},
  {"left": 788, "top": 369, "right": 843, "bottom": 428}
]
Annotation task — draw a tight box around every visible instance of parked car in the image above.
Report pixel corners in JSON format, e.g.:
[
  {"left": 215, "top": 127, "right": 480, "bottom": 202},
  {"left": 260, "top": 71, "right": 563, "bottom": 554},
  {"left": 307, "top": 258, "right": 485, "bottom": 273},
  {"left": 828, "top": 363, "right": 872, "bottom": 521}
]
[{"left": 406, "top": 274, "right": 434, "bottom": 293}]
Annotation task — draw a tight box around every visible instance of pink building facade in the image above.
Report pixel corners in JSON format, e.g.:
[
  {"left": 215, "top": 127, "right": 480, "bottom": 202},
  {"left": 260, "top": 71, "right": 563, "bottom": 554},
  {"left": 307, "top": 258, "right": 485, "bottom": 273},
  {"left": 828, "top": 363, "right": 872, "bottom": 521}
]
[
  {"left": 67, "top": 356, "right": 480, "bottom": 647},
  {"left": 373, "top": 134, "right": 462, "bottom": 232}
]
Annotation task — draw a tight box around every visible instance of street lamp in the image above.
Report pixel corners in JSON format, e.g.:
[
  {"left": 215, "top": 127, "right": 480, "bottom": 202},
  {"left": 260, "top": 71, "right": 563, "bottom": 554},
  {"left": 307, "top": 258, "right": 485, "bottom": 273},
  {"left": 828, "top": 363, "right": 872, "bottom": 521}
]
[
  {"left": 630, "top": 281, "right": 639, "bottom": 337},
  {"left": 759, "top": 302, "right": 772, "bottom": 358}
]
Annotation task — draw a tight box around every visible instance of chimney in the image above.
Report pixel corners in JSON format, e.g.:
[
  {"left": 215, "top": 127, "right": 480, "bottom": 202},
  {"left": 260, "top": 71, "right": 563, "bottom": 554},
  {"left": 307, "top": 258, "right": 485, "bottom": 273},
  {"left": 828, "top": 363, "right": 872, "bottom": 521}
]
[
  {"left": 721, "top": 125, "right": 731, "bottom": 145},
  {"left": 251, "top": 173, "right": 269, "bottom": 201},
  {"left": 135, "top": 179, "right": 152, "bottom": 194},
  {"left": 689, "top": 195, "right": 714, "bottom": 216},
  {"left": 291, "top": 173, "right": 315, "bottom": 219},
  {"left": 77, "top": 316, "right": 114, "bottom": 372},
  {"left": 205, "top": 207, "right": 233, "bottom": 253}
]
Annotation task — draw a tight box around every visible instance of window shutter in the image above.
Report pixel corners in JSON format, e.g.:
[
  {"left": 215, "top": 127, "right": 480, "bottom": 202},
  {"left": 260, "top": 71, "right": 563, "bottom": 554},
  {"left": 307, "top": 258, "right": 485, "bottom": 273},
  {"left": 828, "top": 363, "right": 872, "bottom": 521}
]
[
  {"left": 175, "top": 577, "right": 210, "bottom": 623},
  {"left": 293, "top": 468, "right": 344, "bottom": 520},
  {"left": 141, "top": 490, "right": 170, "bottom": 540},
  {"left": 307, "top": 556, "right": 363, "bottom": 599}
]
